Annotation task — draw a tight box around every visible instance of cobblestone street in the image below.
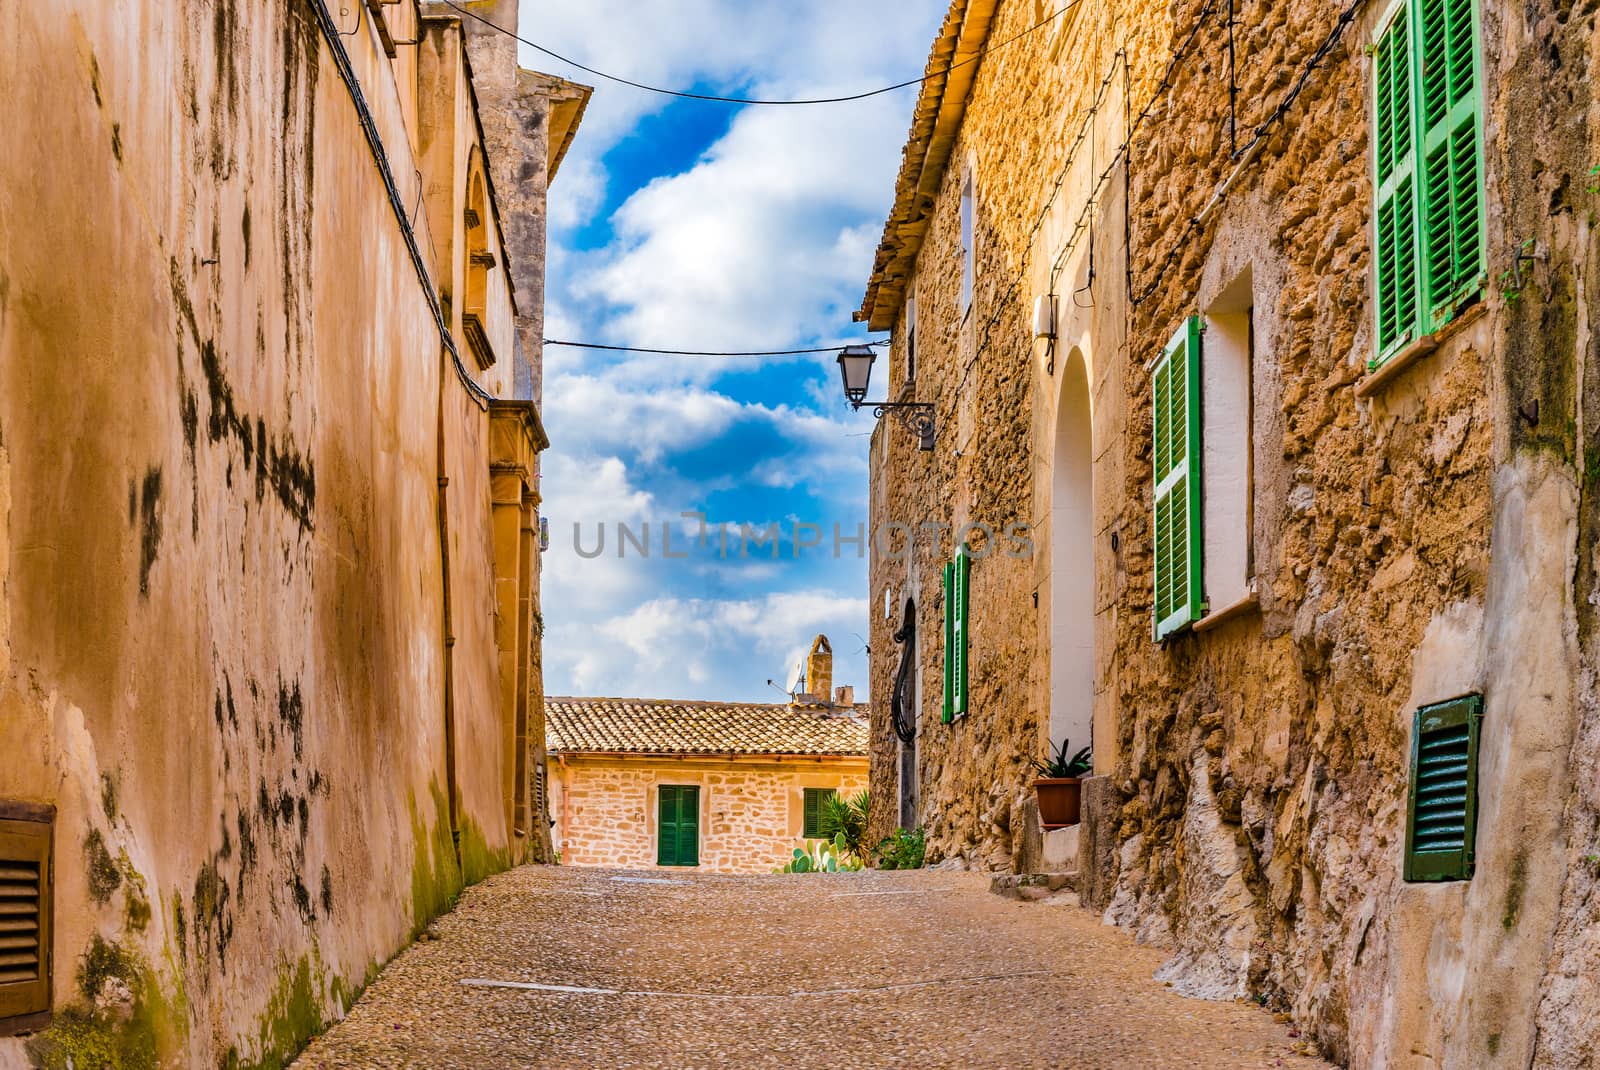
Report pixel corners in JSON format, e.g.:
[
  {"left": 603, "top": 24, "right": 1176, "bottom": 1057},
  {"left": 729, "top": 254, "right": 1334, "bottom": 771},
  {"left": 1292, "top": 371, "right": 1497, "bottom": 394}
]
[{"left": 293, "top": 866, "right": 1332, "bottom": 1069}]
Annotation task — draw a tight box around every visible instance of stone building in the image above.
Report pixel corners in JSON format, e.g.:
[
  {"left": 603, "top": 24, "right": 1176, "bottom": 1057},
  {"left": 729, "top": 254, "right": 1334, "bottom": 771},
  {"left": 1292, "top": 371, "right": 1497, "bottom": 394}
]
[
  {"left": 861, "top": 0, "right": 1600, "bottom": 1065},
  {"left": 548, "top": 642, "right": 868, "bottom": 874},
  {"left": 0, "top": 0, "right": 585, "bottom": 1064}
]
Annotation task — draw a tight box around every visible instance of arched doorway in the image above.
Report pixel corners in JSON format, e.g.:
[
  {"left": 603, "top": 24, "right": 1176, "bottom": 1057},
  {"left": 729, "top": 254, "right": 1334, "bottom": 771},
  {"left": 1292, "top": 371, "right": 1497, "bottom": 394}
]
[{"left": 1050, "top": 349, "right": 1094, "bottom": 755}]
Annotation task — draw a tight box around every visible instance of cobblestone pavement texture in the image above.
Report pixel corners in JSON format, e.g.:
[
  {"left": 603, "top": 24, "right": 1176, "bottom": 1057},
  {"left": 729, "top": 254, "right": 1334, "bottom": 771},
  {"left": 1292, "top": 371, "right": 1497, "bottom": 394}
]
[{"left": 293, "top": 866, "right": 1334, "bottom": 1069}]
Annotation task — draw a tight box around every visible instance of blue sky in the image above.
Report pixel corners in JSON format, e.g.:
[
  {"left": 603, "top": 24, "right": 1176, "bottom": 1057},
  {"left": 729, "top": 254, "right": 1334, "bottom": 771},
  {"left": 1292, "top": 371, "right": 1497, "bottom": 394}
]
[{"left": 520, "top": 1, "right": 946, "bottom": 702}]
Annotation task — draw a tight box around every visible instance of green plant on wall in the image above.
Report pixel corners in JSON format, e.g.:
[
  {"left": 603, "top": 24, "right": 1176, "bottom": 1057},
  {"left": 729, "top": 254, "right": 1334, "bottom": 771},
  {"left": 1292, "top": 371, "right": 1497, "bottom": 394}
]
[{"left": 776, "top": 834, "right": 863, "bottom": 873}]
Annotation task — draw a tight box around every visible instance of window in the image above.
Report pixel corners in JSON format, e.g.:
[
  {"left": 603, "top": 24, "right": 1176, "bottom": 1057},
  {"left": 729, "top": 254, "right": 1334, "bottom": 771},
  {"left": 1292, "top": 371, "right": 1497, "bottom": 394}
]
[
  {"left": 1201, "top": 276, "right": 1254, "bottom": 615},
  {"left": 905, "top": 297, "right": 917, "bottom": 384},
  {"left": 960, "top": 172, "right": 975, "bottom": 316},
  {"left": 656, "top": 785, "right": 700, "bottom": 867},
  {"left": 1371, "top": 0, "right": 1484, "bottom": 367},
  {"left": 1152, "top": 317, "right": 1205, "bottom": 640},
  {"left": 942, "top": 546, "right": 970, "bottom": 723},
  {"left": 802, "top": 788, "right": 836, "bottom": 839},
  {"left": 1404, "top": 694, "right": 1482, "bottom": 881},
  {"left": 0, "top": 803, "right": 53, "bottom": 1034}
]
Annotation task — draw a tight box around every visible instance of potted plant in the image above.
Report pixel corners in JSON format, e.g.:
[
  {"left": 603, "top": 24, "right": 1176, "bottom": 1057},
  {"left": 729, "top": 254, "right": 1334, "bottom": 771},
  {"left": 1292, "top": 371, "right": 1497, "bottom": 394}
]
[{"left": 1031, "top": 738, "right": 1092, "bottom": 829}]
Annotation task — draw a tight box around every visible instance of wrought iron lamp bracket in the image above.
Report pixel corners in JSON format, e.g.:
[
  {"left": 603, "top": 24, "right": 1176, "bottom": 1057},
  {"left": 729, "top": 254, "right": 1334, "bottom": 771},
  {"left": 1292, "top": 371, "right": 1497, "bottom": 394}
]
[{"left": 857, "top": 401, "right": 936, "bottom": 451}]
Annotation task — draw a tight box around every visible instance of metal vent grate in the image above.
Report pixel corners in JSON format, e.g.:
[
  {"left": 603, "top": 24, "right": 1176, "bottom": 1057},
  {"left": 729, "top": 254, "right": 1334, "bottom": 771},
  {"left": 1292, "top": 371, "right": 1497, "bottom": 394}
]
[
  {"left": 0, "top": 861, "right": 41, "bottom": 985},
  {"left": 1404, "top": 694, "right": 1482, "bottom": 882},
  {"left": 1411, "top": 724, "right": 1471, "bottom": 854}
]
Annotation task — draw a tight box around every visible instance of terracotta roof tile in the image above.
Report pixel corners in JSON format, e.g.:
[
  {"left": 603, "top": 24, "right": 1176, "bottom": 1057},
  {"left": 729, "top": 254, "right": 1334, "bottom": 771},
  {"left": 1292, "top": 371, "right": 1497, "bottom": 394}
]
[{"left": 546, "top": 697, "right": 869, "bottom": 757}]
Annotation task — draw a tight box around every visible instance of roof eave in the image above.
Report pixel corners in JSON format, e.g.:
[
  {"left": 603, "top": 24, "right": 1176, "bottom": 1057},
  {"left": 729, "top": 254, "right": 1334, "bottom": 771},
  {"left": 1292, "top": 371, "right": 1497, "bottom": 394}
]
[{"left": 856, "top": 0, "right": 999, "bottom": 332}]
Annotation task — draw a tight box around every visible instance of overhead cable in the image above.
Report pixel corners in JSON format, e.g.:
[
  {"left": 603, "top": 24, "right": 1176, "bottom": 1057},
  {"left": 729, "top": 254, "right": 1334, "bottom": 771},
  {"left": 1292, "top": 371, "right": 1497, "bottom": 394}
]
[
  {"left": 544, "top": 339, "right": 889, "bottom": 357},
  {"left": 440, "top": 0, "right": 1084, "bottom": 106}
]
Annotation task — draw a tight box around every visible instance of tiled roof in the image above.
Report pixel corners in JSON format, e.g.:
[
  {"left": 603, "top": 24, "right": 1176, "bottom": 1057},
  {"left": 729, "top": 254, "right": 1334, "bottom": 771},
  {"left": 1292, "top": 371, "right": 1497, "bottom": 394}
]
[{"left": 545, "top": 697, "right": 870, "bottom": 757}]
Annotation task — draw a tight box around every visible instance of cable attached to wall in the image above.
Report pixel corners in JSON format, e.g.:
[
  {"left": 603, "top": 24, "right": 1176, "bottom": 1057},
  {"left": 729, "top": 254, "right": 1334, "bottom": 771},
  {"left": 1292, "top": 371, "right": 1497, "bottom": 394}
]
[
  {"left": 439, "top": 0, "right": 1085, "bottom": 106},
  {"left": 307, "top": 0, "right": 495, "bottom": 410},
  {"left": 543, "top": 339, "right": 889, "bottom": 357}
]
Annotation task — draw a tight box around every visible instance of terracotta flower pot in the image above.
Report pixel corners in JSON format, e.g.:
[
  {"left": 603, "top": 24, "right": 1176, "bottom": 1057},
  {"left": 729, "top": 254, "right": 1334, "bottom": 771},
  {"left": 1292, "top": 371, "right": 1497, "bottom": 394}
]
[{"left": 1035, "top": 777, "right": 1083, "bottom": 829}]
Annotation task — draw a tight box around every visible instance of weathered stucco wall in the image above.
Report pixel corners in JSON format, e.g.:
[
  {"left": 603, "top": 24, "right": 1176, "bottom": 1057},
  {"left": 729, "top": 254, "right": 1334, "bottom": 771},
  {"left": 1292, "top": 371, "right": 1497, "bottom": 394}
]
[
  {"left": 867, "top": 0, "right": 1600, "bottom": 1065},
  {"left": 0, "top": 0, "right": 551, "bottom": 1063},
  {"left": 553, "top": 758, "right": 867, "bottom": 874}
]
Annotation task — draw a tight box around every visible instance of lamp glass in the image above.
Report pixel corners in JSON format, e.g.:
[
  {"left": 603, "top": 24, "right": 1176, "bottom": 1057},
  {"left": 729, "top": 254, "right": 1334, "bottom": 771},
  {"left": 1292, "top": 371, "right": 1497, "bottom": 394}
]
[{"left": 837, "top": 345, "right": 876, "bottom": 406}]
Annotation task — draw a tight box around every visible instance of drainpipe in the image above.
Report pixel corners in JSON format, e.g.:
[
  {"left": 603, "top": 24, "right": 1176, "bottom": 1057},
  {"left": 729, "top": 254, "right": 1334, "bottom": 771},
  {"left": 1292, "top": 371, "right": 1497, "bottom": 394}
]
[{"left": 436, "top": 347, "right": 461, "bottom": 865}]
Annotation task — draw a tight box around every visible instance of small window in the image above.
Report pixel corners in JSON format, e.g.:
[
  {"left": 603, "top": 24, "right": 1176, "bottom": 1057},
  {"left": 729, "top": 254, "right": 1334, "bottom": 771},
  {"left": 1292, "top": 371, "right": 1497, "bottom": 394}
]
[
  {"left": 1404, "top": 694, "right": 1482, "bottom": 882},
  {"left": 0, "top": 803, "right": 53, "bottom": 1034},
  {"left": 802, "top": 788, "right": 836, "bottom": 839},
  {"left": 960, "top": 173, "right": 975, "bottom": 316},
  {"left": 905, "top": 297, "right": 917, "bottom": 384},
  {"left": 656, "top": 785, "right": 699, "bottom": 868}
]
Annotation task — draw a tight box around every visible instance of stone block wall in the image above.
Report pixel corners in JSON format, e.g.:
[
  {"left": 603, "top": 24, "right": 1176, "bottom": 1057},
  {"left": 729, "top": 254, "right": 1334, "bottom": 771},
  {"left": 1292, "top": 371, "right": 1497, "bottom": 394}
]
[
  {"left": 553, "top": 758, "right": 868, "bottom": 874},
  {"left": 867, "top": 0, "right": 1600, "bottom": 1064},
  {"left": 0, "top": 0, "right": 555, "bottom": 1064}
]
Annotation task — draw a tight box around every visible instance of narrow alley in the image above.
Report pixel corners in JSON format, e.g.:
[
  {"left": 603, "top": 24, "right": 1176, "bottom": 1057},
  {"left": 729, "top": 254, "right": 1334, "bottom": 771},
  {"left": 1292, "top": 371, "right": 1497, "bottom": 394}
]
[{"left": 293, "top": 867, "right": 1329, "bottom": 1069}]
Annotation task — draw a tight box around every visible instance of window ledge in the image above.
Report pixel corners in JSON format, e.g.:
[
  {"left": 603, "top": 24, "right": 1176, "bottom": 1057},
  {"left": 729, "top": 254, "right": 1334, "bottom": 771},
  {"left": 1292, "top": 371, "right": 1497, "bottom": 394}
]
[
  {"left": 1194, "top": 587, "right": 1260, "bottom": 633},
  {"left": 1356, "top": 302, "right": 1487, "bottom": 399}
]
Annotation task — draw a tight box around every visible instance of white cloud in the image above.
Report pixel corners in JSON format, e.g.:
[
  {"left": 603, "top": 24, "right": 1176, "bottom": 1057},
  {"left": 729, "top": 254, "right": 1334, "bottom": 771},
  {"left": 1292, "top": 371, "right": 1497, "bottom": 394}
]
[
  {"left": 528, "top": 0, "right": 945, "bottom": 701},
  {"left": 545, "top": 591, "right": 868, "bottom": 701}
]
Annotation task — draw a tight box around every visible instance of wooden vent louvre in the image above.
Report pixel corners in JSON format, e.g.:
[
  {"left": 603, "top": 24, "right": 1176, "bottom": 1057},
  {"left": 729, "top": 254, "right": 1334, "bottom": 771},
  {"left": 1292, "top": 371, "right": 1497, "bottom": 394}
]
[{"left": 0, "top": 807, "right": 53, "bottom": 1030}]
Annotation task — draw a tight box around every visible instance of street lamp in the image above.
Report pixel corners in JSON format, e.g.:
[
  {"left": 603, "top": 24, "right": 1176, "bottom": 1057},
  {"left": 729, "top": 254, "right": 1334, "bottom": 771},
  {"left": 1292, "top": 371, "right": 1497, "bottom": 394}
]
[{"left": 836, "top": 344, "right": 936, "bottom": 451}]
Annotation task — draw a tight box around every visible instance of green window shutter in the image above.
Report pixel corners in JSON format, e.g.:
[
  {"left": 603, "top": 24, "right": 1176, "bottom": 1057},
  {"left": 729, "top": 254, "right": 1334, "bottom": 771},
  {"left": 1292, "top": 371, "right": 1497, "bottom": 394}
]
[
  {"left": 1372, "top": 6, "right": 1422, "bottom": 363},
  {"left": 678, "top": 786, "right": 699, "bottom": 866},
  {"left": 802, "top": 788, "right": 834, "bottom": 839},
  {"left": 657, "top": 786, "right": 700, "bottom": 867},
  {"left": 953, "top": 547, "right": 970, "bottom": 717},
  {"left": 1404, "top": 694, "right": 1482, "bottom": 881},
  {"left": 1416, "top": 0, "right": 1484, "bottom": 326},
  {"left": 656, "top": 786, "right": 678, "bottom": 866},
  {"left": 941, "top": 561, "right": 956, "bottom": 724},
  {"left": 1151, "top": 317, "right": 1205, "bottom": 640}
]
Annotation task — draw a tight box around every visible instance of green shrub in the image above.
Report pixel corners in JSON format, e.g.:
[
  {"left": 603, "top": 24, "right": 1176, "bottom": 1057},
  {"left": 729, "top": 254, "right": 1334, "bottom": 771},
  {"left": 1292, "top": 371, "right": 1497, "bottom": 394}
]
[{"left": 874, "top": 827, "right": 926, "bottom": 870}]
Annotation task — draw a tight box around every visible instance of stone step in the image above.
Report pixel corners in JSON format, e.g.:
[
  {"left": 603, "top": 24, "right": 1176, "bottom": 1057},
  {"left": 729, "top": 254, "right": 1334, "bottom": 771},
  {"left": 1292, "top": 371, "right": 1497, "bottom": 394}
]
[{"left": 989, "top": 872, "right": 1079, "bottom": 901}]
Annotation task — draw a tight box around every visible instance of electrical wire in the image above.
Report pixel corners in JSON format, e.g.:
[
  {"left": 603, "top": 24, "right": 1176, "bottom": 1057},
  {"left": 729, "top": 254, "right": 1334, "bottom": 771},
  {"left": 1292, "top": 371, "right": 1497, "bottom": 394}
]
[
  {"left": 543, "top": 339, "right": 889, "bottom": 357},
  {"left": 1128, "top": 0, "right": 1366, "bottom": 306},
  {"left": 440, "top": 0, "right": 1084, "bottom": 106}
]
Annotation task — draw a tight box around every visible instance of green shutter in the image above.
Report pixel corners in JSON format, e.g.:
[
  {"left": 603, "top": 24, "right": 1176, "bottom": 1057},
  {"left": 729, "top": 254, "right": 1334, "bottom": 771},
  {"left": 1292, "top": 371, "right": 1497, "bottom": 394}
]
[
  {"left": 678, "top": 786, "right": 699, "bottom": 867},
  {"left": 802, "top": 788, "right": 833, "bottom": 839},
  {"left": 1372, "top": 6, "right": 1421, "bottom": 362},
  {"left": 953, "top": 547, "right": 970, "bottom": 718},
  {"left": 1416, "top": 0, "right": 1484, "bottom": 326},
  {"left": 656, "top": 786, "right": 677, "bottom": 866},
  {"left": 1152, "top": 317, "right": 1205, "bottom": 640},
  {"left": 657, "top": 785, "right": 700, "bottom": 867},
  {"left": 942, "top": 561, "right": 956, "bottom": 724},
  {"left": 1370, "top": 0, "right": 1483, "bottom": 369},
  {"left": 1404, "top": 694, "right": 1482, "bottom": 881}
]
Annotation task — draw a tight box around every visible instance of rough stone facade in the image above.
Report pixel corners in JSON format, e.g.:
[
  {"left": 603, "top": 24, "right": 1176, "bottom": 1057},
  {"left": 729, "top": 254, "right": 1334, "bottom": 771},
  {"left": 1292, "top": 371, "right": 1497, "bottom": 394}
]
[
  {"left": 864, "top": 0, "right": 1600, "bottom": 1066},
  {"left": 552, "top": 759, "right": 868, "bottom": 874},
  {"left": 0, "top": 0, "right": 580, "bottom": 1064}
]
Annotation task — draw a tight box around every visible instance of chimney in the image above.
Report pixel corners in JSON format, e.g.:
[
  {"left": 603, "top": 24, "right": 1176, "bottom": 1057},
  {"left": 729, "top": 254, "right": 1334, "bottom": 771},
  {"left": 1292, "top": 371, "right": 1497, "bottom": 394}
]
[
  {"left": 805, "top": 635, "right": 833, "bottom": 702},
  {"left": 834, "top": 685, "right": 855, "bottom": 707}
]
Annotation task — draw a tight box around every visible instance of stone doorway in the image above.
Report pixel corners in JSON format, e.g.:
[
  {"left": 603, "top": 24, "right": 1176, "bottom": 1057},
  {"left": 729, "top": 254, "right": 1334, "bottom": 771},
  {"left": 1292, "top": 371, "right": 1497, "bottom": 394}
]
[{"left": 1050, "top": 349, "right": 1094, "bottom": 756}]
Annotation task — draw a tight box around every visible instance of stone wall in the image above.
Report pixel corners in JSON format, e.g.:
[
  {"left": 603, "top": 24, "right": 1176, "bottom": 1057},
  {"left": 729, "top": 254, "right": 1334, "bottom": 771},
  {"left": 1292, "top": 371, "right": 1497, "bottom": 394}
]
[
  {"left": 0, "top": 0, "right": 558, "bottom": 1064},
  {"left": 866, "top": 0, "right": 1600, "bottom": 1065},
  {"left": 553, "top": 758, "right": 868, "bottom": 874}
]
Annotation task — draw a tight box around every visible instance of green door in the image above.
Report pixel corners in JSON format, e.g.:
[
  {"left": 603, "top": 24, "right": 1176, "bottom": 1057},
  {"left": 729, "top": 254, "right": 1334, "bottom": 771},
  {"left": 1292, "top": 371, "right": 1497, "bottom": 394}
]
[{"left": 657, "top": 785, "right": 700, "bottom": 867}]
